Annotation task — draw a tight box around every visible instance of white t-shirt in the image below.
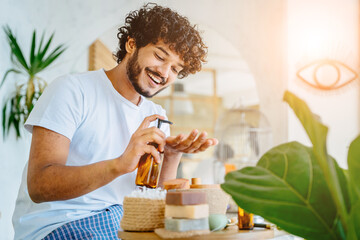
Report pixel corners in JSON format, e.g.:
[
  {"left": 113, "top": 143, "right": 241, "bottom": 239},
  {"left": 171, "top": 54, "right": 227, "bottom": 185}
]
[{"left": 12, "top": 69, "right": 169, "bottom": 240}]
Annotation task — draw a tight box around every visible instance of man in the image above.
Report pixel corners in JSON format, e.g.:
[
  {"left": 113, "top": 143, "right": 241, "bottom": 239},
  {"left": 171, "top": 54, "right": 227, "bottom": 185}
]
[{"left": 13, "top": 3, "right": 217, "bottom": 240}]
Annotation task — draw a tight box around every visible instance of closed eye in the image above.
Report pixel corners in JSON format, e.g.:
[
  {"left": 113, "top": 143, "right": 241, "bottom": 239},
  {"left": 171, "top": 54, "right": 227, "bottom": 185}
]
[
  {"left": 171, "top": 67, "right": 179, "bottom": 74},
  {"left": 155, "top": 53, "right": 164, "bottom": 61}
]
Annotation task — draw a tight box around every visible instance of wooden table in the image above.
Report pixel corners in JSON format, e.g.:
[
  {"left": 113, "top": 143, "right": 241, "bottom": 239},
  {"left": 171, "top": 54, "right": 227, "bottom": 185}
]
[{"left": 119, "top": 227, "right": 288, "bottom": 240}]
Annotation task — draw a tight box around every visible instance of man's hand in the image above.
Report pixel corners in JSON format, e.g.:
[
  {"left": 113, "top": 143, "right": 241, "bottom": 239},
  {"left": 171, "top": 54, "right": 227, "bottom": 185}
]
[
  {"left": 117, "top": 114, "right": 167, "bottom": 174},
  {"left": 158, "top": 129, "right": 218, "bottom": 186},
  {"left": 165, "top": 129, "right": 218, "bottom": 154},
  {"left": 27, "top": 114, "right": 166, "bottom": 203}
]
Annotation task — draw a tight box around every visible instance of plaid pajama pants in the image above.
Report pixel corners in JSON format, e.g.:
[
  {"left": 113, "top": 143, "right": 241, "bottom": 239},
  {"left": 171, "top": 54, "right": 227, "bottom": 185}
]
[{"left": 42, "top": 205, "right": 123, "bottom": 240}]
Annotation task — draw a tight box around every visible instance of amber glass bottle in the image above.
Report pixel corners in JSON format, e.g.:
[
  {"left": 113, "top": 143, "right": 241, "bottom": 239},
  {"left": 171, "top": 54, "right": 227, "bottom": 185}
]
[
  {"left": 135, "top": 142, "right": 162, "bottom": 188},
  {"left": 238, "top": 207, "right": 254, "bottom": 230},
  {"left": 135, "top": 119, "right": 172, "bottom": 188}
]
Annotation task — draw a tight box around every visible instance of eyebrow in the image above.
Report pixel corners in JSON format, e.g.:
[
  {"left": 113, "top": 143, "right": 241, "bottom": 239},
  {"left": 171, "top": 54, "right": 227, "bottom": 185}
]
[{"left": 156, "top": 46, "right": 184, "bottom": 69}]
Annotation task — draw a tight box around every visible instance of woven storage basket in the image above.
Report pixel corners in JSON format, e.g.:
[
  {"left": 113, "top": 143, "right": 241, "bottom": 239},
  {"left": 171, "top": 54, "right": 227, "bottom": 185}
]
[{"left": 120, "top": 197, "right": 165, "bottom": 231}]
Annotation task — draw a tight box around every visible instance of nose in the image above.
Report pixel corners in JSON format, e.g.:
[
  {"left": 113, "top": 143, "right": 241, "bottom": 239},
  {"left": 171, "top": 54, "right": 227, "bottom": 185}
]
[{"left": 157, "top": 63, "right": 171, "bottom": 79}]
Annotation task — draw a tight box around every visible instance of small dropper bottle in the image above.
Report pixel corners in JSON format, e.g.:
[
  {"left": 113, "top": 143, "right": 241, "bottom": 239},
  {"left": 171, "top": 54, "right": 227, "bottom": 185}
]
[
  {"left": 135, "top": 119, "right": 173, "bottom": 188},
  {"left": 238, "top": 207, "right": 254, "bottom": 230}
]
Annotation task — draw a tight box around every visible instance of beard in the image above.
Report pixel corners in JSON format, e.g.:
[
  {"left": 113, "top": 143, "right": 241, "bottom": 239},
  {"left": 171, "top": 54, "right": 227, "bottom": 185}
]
[{"left": 126, "top": 49, "right": 166, "bottom": 98}]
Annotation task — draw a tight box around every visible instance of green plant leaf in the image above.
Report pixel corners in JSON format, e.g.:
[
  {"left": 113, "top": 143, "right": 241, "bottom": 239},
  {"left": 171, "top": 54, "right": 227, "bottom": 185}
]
[
  {"left": 39, "top": 45, "right": 66, "bottom": 70},
  {"left": 3, "top": 25, "right": 29, "bottom": 71},
  {"left": 13, "top": 94, "right": 22, "bottom": 138},
  {"left": 2, "top": 102, "right": 8, "bottom": 139},
  {"left": 221, "top": 141, "right": 343, "bottom": 240},
  {"left": 38, "top": 32, "right": 54, "bottom": 61},
  {"left": 7, "top": 99, "right": 15, "bottom": 137},
  {"left": 0, "top": 68, "right": 21, "bottom": 88},
  {"left": 29, "top": 31, "right": 46, "bottom": 74},
  {"left": 283, "top": 91, "right": 349, "bottom": 232},
  {"left": 347, "top": 200, "right": 360, "bottom": 239},
  {"left": 37, "top": 31, "right": 45, "bottom": 56},
  {"left": 348, "top": 135, "right": 360, "bottom": 197},
  {"left": 32, "top": 43, "right": 66, "bottom": 75},
  {"left": 29, "top": 32, "right": 55, "bottom": 75},
  {"left": 1, "top": 26, "right": 66, "bottom": 140},
  {"left": 346, "top": 135, "right": 360, "bottom": 240},
  {"left": 13, "top": 113, "right": 21, "bottom": 138},
  {"left": 29, "top": 30, "right": 36, "bottom": 66}
]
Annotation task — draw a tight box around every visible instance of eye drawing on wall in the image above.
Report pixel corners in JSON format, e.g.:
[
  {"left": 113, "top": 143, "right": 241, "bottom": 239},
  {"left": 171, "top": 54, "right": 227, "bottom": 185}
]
[{"left": 296, "top": 59, "right": 358, "bottom": 91}]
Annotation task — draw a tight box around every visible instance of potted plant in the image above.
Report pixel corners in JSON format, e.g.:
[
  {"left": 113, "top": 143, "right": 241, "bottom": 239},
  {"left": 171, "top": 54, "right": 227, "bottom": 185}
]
[
  {"left": 221, "top": 91, "right": 360, "bottom": 240},
  {"left": 1, "top": 25, "right": 66, "bottom": 139}
]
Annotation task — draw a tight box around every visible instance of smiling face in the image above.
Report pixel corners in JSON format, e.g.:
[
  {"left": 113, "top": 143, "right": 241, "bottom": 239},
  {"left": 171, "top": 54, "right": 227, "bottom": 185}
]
[{"left": 126, "top": 39, "right": 184, "bottom": 98}]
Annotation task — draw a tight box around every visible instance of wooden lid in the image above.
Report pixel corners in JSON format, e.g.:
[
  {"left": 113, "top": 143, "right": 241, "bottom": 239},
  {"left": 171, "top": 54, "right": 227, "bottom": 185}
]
[
  {"left": 190, "top": 178, "right": 220, "bottom": 189},
  {"left": 163, "top": 178, "right": 190, "bottom": 190}
]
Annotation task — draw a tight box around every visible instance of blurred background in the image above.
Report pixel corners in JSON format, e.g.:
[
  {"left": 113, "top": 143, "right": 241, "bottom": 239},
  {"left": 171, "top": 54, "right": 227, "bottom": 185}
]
[{"left": 0, "top": 0, "right": 359, "bottom": 238}]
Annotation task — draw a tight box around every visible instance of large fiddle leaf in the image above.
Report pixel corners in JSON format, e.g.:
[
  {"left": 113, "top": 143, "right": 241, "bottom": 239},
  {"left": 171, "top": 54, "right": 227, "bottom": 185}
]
[
  {"left": 222, "top": 141, "right": 343, "bottom": 240},
  {"left": 347, "top": 201, "right": 360, "bottom": 240},
  {"left": 284, "top": 91, "right": 349, "bottom": 230},
  {"left": 221, "top": 90, "right": 355, "bottom": 239},
  {"left": 347, "top": 136, "right": 360, "bottom": 239},
  {"left": 348, "top": 136, "right": 360, "bottom": 198}
]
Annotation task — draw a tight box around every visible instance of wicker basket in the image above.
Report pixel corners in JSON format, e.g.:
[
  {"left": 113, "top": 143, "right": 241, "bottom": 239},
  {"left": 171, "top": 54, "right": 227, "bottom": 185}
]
[{"left": 120, "top": 197, "right": 165, "bottom": 231}]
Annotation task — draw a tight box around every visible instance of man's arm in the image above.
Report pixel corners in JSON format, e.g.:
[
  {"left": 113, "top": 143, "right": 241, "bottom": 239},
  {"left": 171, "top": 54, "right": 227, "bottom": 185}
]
[
  {"left": 27, "top": 126, "right": 125, "bottom": 203},
  {"left": 28, "top": 114, "right": 166, "bottom": 203},
  {"left": 158, "top": 130, "right": 218, "bottom": 186}
]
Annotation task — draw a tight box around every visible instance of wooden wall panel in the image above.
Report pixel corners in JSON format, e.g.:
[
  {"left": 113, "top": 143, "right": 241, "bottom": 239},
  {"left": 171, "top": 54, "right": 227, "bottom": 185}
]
[{"left": 88, "top": 39, "right": 117, "bottom": 71}]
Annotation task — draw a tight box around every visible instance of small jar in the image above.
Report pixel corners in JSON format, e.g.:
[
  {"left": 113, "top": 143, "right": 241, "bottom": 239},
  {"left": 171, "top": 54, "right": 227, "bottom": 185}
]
[{"left": 238, "top": 207, "right": 254, "bottom": 230}]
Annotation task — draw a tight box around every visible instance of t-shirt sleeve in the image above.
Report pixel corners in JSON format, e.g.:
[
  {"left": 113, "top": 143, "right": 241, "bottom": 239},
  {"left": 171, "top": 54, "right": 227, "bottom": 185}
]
[{"left": 24, "top": 75, "right": 83, "bottom": 141}]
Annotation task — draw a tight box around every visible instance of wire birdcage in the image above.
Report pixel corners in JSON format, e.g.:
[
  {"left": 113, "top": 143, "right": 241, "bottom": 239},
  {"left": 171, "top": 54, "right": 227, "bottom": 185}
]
[{"left": 213, "top": 107, "right": 273, "bottom": 184}]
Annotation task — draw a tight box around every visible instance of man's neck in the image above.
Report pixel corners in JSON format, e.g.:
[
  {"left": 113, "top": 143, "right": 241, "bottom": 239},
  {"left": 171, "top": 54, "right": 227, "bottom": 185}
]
[{"left": 105, "top": 63, "right": 141, "bottom": 105}]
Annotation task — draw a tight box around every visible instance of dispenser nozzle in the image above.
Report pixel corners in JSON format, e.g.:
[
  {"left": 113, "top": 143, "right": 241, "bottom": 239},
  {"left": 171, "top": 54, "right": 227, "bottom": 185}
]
[{"left": 157, "top": 119, "right": 173, "bottom": 129}]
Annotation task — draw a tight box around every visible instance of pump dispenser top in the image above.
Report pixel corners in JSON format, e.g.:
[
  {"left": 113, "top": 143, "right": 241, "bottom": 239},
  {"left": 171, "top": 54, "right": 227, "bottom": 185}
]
[{"left": 157, "top": 119, "right": 173, "bottom": 129}]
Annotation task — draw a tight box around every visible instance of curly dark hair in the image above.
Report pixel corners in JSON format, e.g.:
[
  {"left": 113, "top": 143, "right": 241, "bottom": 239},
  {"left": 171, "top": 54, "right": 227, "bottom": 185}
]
[{"left": 114, "top": 3, "right": 207, "bottom": 79}]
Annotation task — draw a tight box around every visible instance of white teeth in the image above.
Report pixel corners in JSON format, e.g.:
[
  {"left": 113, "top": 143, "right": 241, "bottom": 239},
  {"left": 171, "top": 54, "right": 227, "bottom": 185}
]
[{"left": 148, "top": 72, "right": 161, "bottom": 84}]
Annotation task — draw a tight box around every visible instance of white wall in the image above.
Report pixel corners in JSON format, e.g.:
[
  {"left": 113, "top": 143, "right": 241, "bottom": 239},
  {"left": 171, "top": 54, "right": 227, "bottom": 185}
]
[{"left": 287, "top": 0, "right": 359, "bottom": 168}]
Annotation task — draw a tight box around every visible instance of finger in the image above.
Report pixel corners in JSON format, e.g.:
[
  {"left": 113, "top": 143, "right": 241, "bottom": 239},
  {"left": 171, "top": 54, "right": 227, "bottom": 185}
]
[
  {"left": 184, "top": 131, "right": 208, "bottom": 153},
  {"left": 141, "top": 127, "right": 166, "bottom": 151},
  {"left": 166, "top": 134, "right": 185, "bottom": 147},
  {"left": 194, "top": 139, "right": 215, "bottom": 153},
  {"left": 140, "top": 127, "right": 166, "bottom": 139},
  {"left": 137, "top": 114, "right": 165, "bottom": 130},
  {"left": 144, "top": 145, "right": 162, "bottom": 163},
  {"left": 211, "top": 138, "right": 219, "bottom": 146},
  {"left": 177, "top": 129, "right": 199, "bottom": 150}
]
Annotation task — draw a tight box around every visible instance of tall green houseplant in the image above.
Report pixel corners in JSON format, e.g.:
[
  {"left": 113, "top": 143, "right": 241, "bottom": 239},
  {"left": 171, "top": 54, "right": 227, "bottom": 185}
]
[
  {"left": 221, "top": 91, "right": 360, "bottom": 240},
  {"left": 1, "top": 25, "right": 66, "bottom": 139}
]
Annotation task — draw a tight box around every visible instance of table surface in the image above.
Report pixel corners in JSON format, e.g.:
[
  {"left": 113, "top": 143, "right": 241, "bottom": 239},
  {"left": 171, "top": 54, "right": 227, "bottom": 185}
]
[{"left": 119, "top": 227, "right": 289, "bottom": 240}]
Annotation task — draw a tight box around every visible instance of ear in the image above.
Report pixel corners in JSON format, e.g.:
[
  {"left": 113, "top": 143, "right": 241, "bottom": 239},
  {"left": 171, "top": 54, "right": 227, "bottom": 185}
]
[{"left": 125, "top": 38, "right": 136, "bottom": 54}]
